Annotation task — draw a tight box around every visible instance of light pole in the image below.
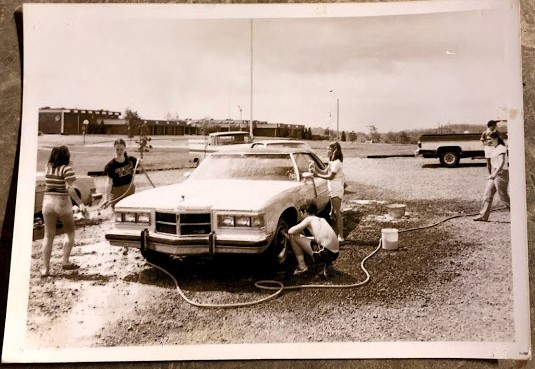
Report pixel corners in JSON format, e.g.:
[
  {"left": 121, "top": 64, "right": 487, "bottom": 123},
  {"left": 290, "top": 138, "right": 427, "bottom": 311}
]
[
  {"left": 82, "top": 119, "right": 89, "bottom": 144},
  {"left": 328, "top": 89, "right": 339, "bottom": 141},
  {"left": 237, "top": 105, "right": 243, "bottom": 131}
]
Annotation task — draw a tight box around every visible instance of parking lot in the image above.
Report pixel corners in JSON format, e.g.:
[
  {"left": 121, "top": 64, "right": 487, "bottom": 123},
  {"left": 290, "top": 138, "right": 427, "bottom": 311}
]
[{"left": 25, "top": 138, "right": 513, "bottom": 348}]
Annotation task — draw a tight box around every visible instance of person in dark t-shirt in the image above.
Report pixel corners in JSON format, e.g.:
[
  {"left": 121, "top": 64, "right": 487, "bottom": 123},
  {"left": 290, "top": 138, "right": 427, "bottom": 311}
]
[{"left": 103, "top": 138, "right": 138, "bottom": 210}]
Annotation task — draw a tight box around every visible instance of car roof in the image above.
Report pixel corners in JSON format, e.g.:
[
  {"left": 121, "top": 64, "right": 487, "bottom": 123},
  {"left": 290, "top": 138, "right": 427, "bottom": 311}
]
[
  {"left": 211, "top": 146, "right": 313, "bottom": 155},
  {"left": 253, "top": 140, "right": 306, "bottom": 145}
]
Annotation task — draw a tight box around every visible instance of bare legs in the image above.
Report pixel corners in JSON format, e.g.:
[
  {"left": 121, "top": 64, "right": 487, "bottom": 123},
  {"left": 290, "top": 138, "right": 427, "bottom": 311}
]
[
  {"left": 281, "top": 231, "right": 312, "bottom": 272},
  {"left": 41, "top": 196, "right": 77, "bottom": 276},
  {"left": 41, "top": 221, "right": 56, "bottom": 277},
  {"left": 331, "top": 197, "right": 344, "bottom": 241}
]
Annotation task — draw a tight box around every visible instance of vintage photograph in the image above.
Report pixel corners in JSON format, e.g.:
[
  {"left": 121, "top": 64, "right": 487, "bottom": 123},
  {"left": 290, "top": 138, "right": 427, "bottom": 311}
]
[{"left": 2, "top": 0, "right": 530, "bottom": 362}]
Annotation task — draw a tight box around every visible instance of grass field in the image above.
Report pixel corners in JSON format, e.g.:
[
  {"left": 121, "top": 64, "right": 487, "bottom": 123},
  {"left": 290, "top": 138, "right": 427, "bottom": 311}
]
[{"left": 37, "top": 134, "right": 418, "bottom": 175}]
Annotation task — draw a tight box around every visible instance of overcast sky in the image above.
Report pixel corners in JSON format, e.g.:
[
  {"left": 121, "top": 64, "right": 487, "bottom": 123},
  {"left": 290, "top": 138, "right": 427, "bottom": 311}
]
[{"left": 25, "top": 3, "right": 518, "bottom": 133}]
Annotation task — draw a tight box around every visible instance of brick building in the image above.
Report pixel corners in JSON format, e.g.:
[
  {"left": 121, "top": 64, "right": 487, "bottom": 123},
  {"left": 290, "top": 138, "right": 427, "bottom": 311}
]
[
  {"left": 38, "top": 107, "right": 305, "bottom": 138},
  {"left": 38, "top": 107, "right": 121, "bottom": 135}
]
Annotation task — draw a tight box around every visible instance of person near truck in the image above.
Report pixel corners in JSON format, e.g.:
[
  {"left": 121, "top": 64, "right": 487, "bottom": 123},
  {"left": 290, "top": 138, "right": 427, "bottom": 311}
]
[
  {"left": 308, "top": 141, "right": 345, "bottom": 242},
  {"left": 480, "top": 120, "right": 502, "bottom": 175},
  {"left": 474, "top": 131, "right": 510, "bottom": 222},
  {"left": 282, "top": 202, "right": 339, "bottom": 276}
]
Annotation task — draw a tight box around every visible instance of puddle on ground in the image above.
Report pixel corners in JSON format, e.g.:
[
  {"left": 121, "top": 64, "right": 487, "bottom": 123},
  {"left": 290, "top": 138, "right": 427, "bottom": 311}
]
[{"left": 26, "top": 279, "right": 166, "bottom": 349}]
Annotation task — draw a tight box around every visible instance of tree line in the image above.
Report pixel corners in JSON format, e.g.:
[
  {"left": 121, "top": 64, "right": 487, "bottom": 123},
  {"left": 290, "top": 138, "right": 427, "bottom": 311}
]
[{"left": 122, "top": 108, "right": 487, "bottom": 145}]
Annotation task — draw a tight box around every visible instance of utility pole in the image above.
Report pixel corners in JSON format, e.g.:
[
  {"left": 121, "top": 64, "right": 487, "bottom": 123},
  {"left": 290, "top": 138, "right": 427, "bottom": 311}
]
[{"left": 249, "top": 18, "right": 254, "bottom": 140}]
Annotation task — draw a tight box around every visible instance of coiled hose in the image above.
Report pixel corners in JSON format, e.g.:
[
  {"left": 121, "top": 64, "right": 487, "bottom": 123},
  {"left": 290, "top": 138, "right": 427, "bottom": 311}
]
[{"left": 144, "top": 209, "right": 504, "bottom": 308}]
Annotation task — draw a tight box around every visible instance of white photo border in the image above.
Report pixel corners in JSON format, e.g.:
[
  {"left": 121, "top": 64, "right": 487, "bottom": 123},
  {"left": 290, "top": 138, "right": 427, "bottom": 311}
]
[{"left": 3, "top": 0, "right": 530, "bottom": 362}]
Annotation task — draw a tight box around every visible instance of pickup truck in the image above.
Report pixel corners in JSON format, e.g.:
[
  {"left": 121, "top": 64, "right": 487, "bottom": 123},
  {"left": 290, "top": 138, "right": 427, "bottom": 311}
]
[
  {"left": 188, "top": 131, "right": 253, "bottom": 166},
  {"left": 415, "top": 133, "right": 485, "bottom": 167}
]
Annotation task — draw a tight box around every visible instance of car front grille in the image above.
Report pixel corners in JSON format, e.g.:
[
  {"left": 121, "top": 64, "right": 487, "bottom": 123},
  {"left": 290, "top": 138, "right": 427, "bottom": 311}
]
[{"left": 155, "top": 212, "right": 211, "bottom": 235}]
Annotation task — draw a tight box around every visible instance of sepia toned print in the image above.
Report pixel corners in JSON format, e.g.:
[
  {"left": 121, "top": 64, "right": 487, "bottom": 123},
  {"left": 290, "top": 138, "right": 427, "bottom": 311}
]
[{"left": 2, "top": 0, "right": 530, "bottom": 363}]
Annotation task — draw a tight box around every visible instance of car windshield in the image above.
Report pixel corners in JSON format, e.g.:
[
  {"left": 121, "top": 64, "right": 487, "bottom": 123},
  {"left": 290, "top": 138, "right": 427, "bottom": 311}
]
[
  {"left": 189, "top": 153, "right": 296, "bottom": 181},
  {"left": 215, "top": 134, "right": 252, "bottom": 145}
]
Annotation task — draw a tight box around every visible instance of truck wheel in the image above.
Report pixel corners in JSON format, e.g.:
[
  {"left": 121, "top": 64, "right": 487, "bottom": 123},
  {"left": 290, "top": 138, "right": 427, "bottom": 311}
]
[{"left": 439, "top": 151, "right": 460, "bottom": 167}]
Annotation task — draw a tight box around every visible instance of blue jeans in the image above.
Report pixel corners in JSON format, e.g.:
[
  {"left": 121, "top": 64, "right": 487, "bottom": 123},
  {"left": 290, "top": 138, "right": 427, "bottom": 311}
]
[{"left": 479, "top": 170, "right": 510, "bottom": 220}]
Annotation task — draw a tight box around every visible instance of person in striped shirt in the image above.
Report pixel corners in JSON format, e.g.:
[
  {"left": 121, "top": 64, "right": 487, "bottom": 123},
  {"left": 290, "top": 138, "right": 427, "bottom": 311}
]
[{"left": 41, "top": 145, "right": 86, "bottom": 277}]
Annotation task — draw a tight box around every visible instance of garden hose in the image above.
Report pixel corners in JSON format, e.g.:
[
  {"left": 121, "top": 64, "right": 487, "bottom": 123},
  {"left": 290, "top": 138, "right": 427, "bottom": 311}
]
[{"left": 144, "top": 207, "right": 511, "bottom": 309}]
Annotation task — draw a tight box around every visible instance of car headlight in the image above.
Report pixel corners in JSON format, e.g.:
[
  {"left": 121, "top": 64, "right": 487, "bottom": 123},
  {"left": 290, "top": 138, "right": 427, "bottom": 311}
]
[
  {"left": 235, "top": 216, "right": 251, "bottom": 227},
  {"left": 218, "top": 215, "right": 235, "bottom": 227},
  {"left": 115, "top": 211, "right": 151, "bottom": 225},
  {"left": 218, "top": 214, "right": 264, "bottom": 228}
]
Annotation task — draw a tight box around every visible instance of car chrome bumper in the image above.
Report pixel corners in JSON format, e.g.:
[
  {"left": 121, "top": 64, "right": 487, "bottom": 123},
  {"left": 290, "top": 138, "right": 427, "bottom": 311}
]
[{"left": 105, "top": 229, "right": 271, "bottom": 256}]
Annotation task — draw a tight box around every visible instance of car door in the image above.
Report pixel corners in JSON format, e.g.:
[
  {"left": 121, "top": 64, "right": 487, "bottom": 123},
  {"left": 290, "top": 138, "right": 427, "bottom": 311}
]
[{"left": 292, "top": 153, "right": 330, "bottom": 210}]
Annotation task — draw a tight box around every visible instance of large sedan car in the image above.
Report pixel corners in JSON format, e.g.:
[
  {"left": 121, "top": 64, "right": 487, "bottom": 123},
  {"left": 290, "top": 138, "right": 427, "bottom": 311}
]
[
  {"left": 105, "top": 147, "right": 331, "bottom": 264},
  {"left": 34, "top": 172, "right": 102, "bottom": 215}
]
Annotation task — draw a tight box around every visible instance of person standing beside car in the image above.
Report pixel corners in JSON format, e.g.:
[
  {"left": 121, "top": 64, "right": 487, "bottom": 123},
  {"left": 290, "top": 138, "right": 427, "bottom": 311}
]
[
  {"left": 309, "top": 141, "right": 345, "bottom": 242},
  {"left": 41, "top": 145, "right": 86, "bottom": 277},
  {"left": 103, "top": 138, "right": 138, "bottom": 210},
  {"left": 474, "top": 131, "right": 510, "bottom": 222}
]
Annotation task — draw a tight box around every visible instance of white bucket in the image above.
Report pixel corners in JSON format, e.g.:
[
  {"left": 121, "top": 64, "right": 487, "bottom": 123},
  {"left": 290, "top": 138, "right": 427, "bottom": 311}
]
[{"left": 381, "top": 228, "right": 399, "bottom": 250}]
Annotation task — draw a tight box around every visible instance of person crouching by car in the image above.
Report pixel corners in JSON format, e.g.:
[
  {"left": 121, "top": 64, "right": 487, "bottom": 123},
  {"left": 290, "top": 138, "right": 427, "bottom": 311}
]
[
  {"left": 282, "top": 202, "right": 339, "bottom": 277},
  {"left": 103, "top": 138, "right": 138, "bottom": 210},
  {"left": 41, "top": 145, "right": 86, "bottom": 277},
  {"left": 474, "top": 131, "right": 510, "bottom": 222}
]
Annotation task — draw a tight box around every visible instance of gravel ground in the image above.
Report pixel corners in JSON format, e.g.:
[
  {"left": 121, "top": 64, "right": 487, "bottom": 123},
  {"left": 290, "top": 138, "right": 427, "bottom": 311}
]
[{"left": 26, "top": 156, "right": 514, "bottom": 348}]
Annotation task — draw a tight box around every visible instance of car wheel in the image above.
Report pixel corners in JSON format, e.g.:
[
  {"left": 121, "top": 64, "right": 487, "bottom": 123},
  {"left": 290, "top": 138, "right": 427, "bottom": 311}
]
[
  {"left": 139, "top": 229, "right": 168, "bottom": 264},
  {"left": 439, "top": 150, "right": 460, "bottom": 167},
  {"left": 266, "top": 217, "right": 290, "bottom": 266}
]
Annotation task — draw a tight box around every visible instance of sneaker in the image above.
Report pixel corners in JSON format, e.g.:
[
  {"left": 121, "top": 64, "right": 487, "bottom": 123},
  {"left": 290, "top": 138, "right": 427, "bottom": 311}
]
[
  {"left": 337, "top": 235, "right": 345, "bottom": 242},
  {"left": 321, "top": 264, "right": 334, "bottom": 278},
  {"left": 473, "top": 216, "right": 488, "bottom": 222},
  {"left": 293, "top": 266, "right": 309, "bottom": 276}
]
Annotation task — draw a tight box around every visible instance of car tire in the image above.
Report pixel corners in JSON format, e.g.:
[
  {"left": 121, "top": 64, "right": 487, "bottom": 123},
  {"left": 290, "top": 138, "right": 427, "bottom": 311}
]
[
  {"left": 439, "top": 150, "right": 460, "bottom": 167},
  {"left": 266, "top": 216, "right": 291, "bottom": 266},
  {"left": 139, "top": 229, "right": 169, "bottom": 264}
]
